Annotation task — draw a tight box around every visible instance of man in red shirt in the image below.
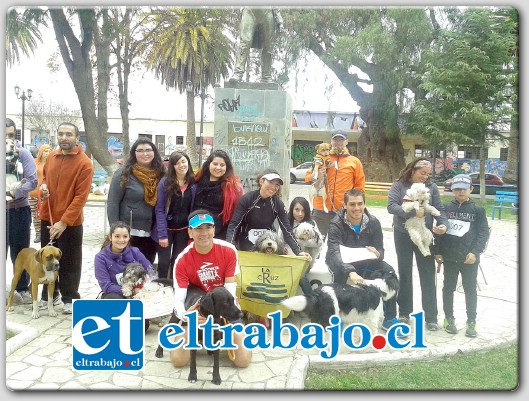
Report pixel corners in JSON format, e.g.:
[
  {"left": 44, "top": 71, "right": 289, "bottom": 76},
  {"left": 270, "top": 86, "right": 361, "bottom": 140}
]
[{"left": 170, "top": 210, "right": 252, "bottom": 369}]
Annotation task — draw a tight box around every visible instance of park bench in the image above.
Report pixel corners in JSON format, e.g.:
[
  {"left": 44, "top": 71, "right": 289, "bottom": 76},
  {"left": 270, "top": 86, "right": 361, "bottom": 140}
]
[
  {"left": 491, "top": 191, "right": 518, "bottom": 220},
  {"left": 364, "top": 181, "right": 444, "bottom": 200}
]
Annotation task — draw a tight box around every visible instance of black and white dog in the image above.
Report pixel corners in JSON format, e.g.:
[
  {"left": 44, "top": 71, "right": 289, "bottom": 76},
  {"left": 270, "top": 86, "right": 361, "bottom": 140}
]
[
  {"left": 281, "top": 271, "right": 399, "bottom": 332},
  {"left": 251, "top": 230, "right": 288, "bottom": 255}
]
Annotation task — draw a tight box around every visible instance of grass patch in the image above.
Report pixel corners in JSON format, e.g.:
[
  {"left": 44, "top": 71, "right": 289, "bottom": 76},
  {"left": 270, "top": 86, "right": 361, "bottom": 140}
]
[{"left": 305, "top": 343, "right": 518, "bottom": 391}]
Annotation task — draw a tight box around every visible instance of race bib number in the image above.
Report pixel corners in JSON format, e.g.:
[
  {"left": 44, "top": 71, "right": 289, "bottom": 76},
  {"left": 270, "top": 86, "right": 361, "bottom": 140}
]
[
  {"left": 446, "top": 219, "right": 470, "bottom": 237},
  {"left": 248, "top": 228, "right": 268, "bottom": 244}
]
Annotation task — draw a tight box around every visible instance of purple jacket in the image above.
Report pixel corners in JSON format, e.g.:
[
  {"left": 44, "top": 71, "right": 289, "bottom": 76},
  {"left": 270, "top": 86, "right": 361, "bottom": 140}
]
[{"left": 94, "top": 245, "right": 154, "bottom": 296}]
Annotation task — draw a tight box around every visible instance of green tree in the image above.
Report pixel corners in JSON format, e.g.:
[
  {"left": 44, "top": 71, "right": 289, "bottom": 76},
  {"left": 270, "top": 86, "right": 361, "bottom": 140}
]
[
  {"left": 6, "top": 7, "right": 47, "bottom": 67},
  {"left": 281, "top": 7, "right": 437, "bottom": 180},
  {"left": 409, "top": 7, "right": 517, "bottom": 201},
  {"left": 145, "top": 8, "right": 233, "bottom": 167}
]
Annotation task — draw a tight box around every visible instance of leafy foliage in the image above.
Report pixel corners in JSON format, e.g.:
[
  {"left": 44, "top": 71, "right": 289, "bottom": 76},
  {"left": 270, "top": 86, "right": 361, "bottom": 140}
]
[{"left": 6, "top": 7, "right": 47, "bottom": 67}]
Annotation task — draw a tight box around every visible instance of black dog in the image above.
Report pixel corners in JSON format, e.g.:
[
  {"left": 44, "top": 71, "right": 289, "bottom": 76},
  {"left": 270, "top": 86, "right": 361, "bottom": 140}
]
[{"left": 155, "top": 285, "right": 242, "bottom": 385}]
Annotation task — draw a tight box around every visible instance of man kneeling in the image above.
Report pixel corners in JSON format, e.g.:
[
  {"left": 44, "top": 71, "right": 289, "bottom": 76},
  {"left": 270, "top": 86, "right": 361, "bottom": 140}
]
[{"left": 170, "top": 210, "right": 252, "bottom": 368}]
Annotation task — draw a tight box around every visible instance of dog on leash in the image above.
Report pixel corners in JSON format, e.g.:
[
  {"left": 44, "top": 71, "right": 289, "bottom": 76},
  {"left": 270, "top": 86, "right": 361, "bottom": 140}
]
[
  {"left": 401, "top": 182, "right": 441, "bottom": 257},
  {"left": 309, "top": 142, "right": 331, "bottom": 212},
  {"left": 281, "top": 271, "right": 399, "bottom": 332},
  {"left": 6, "top": 246, "right": 61, "bottom": 319},
  {"left": 251, "top": 230, "right": 288, "bottom": 255},
  {"left": 121, "top": 262, "right": 157, "bottom": 298}
]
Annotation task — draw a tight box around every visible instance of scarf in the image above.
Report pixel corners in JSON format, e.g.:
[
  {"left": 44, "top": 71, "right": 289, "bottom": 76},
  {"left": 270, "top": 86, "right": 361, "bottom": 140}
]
[
  {"left": 132, "top": 164, "right": 160, "bottom": 206},
  {"left": 330, "top": 146, "right": 350, "bottom": 156}
]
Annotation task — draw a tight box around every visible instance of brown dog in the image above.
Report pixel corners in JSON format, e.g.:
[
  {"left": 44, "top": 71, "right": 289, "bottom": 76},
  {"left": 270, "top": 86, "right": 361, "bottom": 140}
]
[
  {"left": 309, "top": 142, "right": 331, "bottom": 212},
  {"left": 6, "top": 246, "right": 61, "bottom": 319}
]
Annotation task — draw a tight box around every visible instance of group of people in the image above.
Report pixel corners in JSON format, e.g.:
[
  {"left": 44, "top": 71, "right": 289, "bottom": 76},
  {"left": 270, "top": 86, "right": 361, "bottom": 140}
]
[
  {"left": 312, "top": 132, "right": 489, "bottom": 337},
  {"left": 7, "top": 120, "right": 489, "bottom": 372}
]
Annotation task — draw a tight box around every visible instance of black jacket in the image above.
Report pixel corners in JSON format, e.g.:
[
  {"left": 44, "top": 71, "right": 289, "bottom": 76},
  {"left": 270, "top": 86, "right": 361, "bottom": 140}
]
[
  {"left": 435, "top": 198, "right": 490, "bottom": 263},
  {"left": 326, "top": 208, "right": 384, "bottom": 274},
  {"left": 225, "top": 190, "right": 302, "bottom": 254}
]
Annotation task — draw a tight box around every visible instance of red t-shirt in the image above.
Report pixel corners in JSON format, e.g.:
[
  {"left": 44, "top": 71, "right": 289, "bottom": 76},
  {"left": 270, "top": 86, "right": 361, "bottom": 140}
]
[{"left": 174, "top": 238, "right": 240, "bottom": 291}]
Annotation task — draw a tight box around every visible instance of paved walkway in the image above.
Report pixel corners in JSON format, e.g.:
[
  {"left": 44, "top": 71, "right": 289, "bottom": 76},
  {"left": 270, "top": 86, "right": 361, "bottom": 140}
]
[{"left": 5, "top": 184, "right": 519, "bottom": 390}]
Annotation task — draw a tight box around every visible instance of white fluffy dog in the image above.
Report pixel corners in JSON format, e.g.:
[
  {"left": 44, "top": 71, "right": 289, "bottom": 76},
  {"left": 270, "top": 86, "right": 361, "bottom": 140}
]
[
  {"left": 293, "top": 221, "right": 323, "bottom": 261},
  {"left": 252, "top": 230, "right": 288, "bottom": 255},
  {"left": 401, "top": 183, "right": 440, "bottom": 257}
]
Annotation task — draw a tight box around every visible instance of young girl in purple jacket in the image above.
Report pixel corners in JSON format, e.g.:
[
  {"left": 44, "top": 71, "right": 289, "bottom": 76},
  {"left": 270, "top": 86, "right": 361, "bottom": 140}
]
[{"left": 94, "top": 221, "right": 154, "bottom": 300}]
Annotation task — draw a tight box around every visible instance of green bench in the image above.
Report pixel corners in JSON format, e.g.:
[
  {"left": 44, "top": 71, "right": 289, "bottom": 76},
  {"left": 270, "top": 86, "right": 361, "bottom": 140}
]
[{"left": 491, "top": 191, "right": 518, "bottom": 220}]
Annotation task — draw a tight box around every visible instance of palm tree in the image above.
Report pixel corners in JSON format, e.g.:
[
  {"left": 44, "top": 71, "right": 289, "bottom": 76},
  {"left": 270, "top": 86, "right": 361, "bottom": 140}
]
[
  {"left": 6, "top": 8, "right": 47, "bottom": 67},
  {"left": 145, "top": 8, "right": 233, "bottom": 167}
]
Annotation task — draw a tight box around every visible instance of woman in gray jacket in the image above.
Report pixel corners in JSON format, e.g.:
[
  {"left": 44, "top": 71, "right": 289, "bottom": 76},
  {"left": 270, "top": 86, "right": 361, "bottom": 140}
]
[
  {"left": 387, "top": 158, "right": 447, "bottom": 331},
  {"left": 107, "top": 139, "right": 165, "bottom": 263}
]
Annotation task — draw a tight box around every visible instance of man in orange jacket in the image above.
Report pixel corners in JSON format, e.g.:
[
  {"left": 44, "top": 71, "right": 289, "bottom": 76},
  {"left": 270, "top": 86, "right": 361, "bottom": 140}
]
[
  {"left": 312, "top": 129, "right": 365, "bottom": 239},
  {"left": 39, "top": 122, "right": 93, "bottom": 314}
]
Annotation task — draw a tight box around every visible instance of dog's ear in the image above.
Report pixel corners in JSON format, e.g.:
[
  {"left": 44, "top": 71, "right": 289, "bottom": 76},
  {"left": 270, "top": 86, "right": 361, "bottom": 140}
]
[
  {"left": 35, "top": 248, "right": 45, "bottom": 264},
  {"left": 199, "top": 292, "right": 216, "bottom": 318},
  {"left": 55, "top": 248, "right": 62, "bottom": 260}
]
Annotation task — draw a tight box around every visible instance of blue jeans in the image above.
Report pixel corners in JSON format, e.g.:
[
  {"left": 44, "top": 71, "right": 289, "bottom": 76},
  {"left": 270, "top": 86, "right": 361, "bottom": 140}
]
[{"left": 6, "top": 206, "right": 31, "bottom": 292}]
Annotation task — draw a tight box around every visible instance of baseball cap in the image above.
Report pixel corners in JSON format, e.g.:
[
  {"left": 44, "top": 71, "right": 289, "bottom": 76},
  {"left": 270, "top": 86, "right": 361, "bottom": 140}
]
[
  {"left": 331, "top": 129, "right": 347, "bottom": 139},
  {"left": 451, "top": 174, "right": 472, "bottom": 190},
  {"left": 262, "top": 173, "right": 284, "bottom": 185},
  {"left": 188, "top": 213, "right": 215, "bottom": 228}
]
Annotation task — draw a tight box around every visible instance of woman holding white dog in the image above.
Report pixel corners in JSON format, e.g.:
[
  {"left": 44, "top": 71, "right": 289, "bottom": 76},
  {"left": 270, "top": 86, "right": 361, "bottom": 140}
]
[
  {"left": 387, "top": 158, "right": 448, "bottom": 331},
  {"left": 226, "top": 169, "right": 312, "bottom": 262}
]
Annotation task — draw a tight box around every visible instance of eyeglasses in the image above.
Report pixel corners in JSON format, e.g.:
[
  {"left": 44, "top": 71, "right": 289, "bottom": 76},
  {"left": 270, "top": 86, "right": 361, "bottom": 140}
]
[{"left": 135, "top": 149, "right": 154, "bottom": 154}]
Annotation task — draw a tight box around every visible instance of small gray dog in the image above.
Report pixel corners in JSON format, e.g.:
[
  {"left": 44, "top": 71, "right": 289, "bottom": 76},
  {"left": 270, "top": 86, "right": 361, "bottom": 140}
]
[
  {"left": 251, "top": 230, "right": 288, "bottom": 255},
  {"left": 121, "top": 262, "right": 153, "bottom": 298}
]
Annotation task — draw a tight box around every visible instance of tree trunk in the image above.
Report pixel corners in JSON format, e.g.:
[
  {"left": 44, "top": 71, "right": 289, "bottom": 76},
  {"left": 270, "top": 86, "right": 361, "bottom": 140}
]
[
  {"left": 479, "top": 144, "right": 487, "bottom": 204},
  {"left": 186, "top": 91, "right": 198, "bottom": 167},
  {"left": 357, "top": 109, "right": 405, "bottom": 182},
  {"left": 503, "top": 104, "right": 518, "bottom": 185}
]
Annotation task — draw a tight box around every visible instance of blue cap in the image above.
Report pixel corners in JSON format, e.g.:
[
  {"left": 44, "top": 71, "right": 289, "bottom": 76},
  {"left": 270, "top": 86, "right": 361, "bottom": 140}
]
[
  {"left": 451, "top": 174, "right": 472, "bottom": 190},
  {"left": 189, "top": 213, "right": 215, "bottom": 228}
]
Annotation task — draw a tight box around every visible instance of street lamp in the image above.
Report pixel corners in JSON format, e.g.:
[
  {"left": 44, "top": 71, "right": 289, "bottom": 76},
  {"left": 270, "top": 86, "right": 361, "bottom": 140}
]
[{"left": 14, "top": 85, "right": 32, "bottom": 147}]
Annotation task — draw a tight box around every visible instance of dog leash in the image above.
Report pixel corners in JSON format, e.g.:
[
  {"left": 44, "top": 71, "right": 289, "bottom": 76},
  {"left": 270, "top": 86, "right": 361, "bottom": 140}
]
[{"left": 39, "top": 188, "right": 56, "bottom": 246}]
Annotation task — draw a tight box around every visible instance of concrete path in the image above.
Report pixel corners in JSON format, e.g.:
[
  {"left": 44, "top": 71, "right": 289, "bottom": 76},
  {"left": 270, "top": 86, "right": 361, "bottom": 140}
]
[{"left": 5, "top": 184, "right": 519, "bottom": 390}]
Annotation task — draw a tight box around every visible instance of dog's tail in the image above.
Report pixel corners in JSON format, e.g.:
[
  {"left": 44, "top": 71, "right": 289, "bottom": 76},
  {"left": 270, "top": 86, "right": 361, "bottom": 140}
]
[{"left": 281, "top": 295, "right": 308, "bottom": 312}]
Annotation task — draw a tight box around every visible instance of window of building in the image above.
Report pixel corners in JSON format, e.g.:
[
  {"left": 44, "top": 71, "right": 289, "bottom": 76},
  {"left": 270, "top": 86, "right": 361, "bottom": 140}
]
[
  {"left": 176, "top": 136, "right": 184, "bottom": 145},
  {"left": 500, "top": 148, "right": 508, "bottom": 161},
  {"left": 458, "top": 146, "right": 486, "bottom": 160},
  {"left": 414, "top": 145, "right": 423, "bottom": 158}
]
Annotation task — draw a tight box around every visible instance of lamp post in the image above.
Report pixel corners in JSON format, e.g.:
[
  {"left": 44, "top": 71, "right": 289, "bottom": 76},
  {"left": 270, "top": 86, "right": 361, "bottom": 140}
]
[{"left": 14, "top": 85, "right": 32, "bottom": 147}]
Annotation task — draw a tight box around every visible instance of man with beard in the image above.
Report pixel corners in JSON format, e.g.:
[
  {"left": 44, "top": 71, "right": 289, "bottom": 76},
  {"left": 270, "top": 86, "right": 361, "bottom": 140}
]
[
  {"left": 38, "top": 122, "right": 93, "bottom": 314},
  {"left": 311, "top": 129, "right": 365, "bottom": 239}
]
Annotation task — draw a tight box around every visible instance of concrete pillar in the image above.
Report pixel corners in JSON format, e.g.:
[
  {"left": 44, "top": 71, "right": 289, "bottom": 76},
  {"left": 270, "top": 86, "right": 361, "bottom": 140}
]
[{"left": 214, "top": 83, "right": 292, "bottom": 205}]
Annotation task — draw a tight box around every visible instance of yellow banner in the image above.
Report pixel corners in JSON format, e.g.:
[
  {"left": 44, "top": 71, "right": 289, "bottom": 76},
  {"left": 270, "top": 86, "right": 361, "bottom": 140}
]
[{"left": 236, "top": 251, "right": 310, "bottom": 318}]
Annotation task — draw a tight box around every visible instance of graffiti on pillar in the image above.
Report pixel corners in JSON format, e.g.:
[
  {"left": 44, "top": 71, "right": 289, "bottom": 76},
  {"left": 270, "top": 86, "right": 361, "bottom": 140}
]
[
  {"left": 240, "top": 176, "right": 260, "bottom": 193},
  {"left": 217, "top": 95, "right": 241, "bottom": 112},
  {"left": 227, "top": 147, "right": 271, "bottom": 174}
]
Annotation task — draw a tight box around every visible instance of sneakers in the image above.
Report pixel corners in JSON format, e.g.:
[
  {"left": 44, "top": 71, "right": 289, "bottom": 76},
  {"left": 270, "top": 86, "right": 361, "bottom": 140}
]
[
  {"left": 382, "top": 317, "right": 408, "bottom": 338},
  {"left": 398, "top": 315, "right": 410, "bottom": 324},
  {"left": 62, "top": 303, "right": 73, "bottom": 314},
  {"left": 465, "top": 321, "right": 477, "bottom": 337},
  {"left": 38, "top": 294, "right": 62, "bottom": 309},
  {"left": 18, "top": 290, "right": 33, "bottom": 305},
  {"left": 426, "top": 322, "right": 440, "bottom": 331},
  {"left": 444, "top": 317, "right": 458, "bottom": 334}
]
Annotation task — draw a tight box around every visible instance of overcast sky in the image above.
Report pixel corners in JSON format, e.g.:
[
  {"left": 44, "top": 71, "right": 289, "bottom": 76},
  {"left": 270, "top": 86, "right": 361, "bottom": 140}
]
[{"left": 5, "top": 20, "right": 360, "bottom": 124}]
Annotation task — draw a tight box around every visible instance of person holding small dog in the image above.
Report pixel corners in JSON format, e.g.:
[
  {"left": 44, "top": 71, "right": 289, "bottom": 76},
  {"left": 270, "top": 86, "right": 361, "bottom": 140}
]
[
  {"left": 434, "top": 174, "right": 489, "bottom": 337},
  {"left": 226, "top": 169, "right": 312, "bottom": 262},
  {"left": 192, "top": 149, "right": 243, "bottom": 240},
  {"left": 6, "top": 118, "right": 38, "bottom": 305},
  {"left": 326, "top": 188, "right": 402, "bottom": 332},
  {"left": 170, "top": 210, "right": 252, "bottom": 369},
  {"left": 39, "top": 122, "right": 94, "bottom": 314},
  {"left": 287, "top": 196, "right": 323, "bottom": 294},
  {"left": 387, "top": 158, "right": 448, "bottom": 331},
  {"left": 312, "top": 129, "right": 365, "bottom": 240},
  {"left": 107, "top": 138, "right": 166, "bottom": 264},
  {"left": 152, "top": 151, "right": 196, "bottom": 280},
  {"left": 95, "top": 221, "right": 155, "bottom": 299}
]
